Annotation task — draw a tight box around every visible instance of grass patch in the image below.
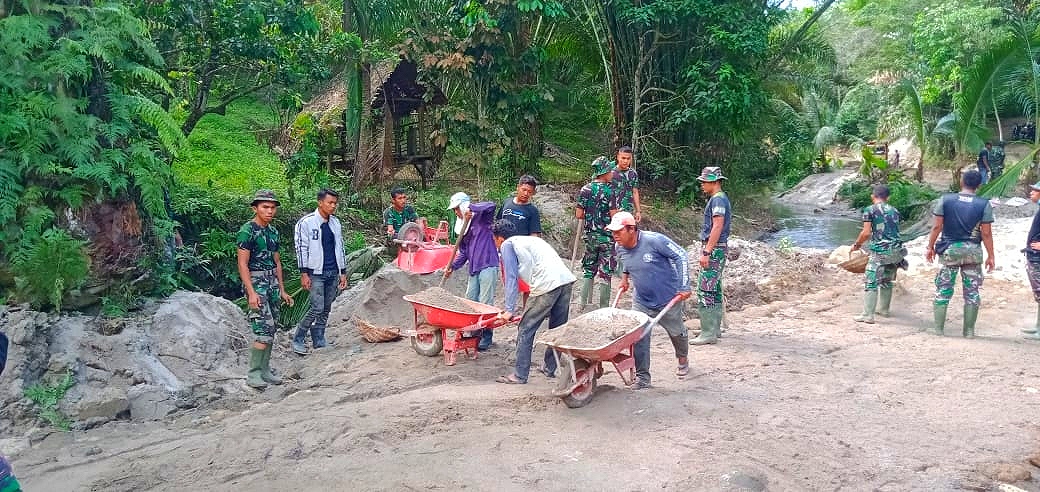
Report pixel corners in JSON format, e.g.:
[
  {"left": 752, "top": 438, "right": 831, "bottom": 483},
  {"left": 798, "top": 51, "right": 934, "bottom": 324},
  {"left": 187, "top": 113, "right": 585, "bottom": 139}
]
[
  {"left": 25, "top": 369, "right": 76, "bottom": 431},
  {"left": 173, "top": 100, "right": 288, "bottom": 196}
]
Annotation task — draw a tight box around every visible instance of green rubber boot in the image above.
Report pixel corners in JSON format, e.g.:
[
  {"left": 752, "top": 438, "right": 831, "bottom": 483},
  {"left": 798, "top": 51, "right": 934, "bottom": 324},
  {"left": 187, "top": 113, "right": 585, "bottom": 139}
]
[
  {"left": 260, "top": 344, "right": 283, "bottom": 385},
  {"left": 1023, "top": 304, "right": 1040, "bottom": 335},
  {"left": 962, "top": 305, "right": 979, "bottom": 339},
  {"left": 876, "top": 288, "right": 893, "bottom": 317},
  {"left": 854, "top": 291, "right": 878, "bottom": 324},
  {"left": 247, "top": 347, "right": 268, "bottom": 389},
  {"left": 598, "top": 282, "right": 612, "bottom": 308},
  {"left": 690, "top": 308, "right": 720, "bottom": 345},
  {"left": 579, "top": 278, "right": 593, "bottom": 306},
  {"left": 932, "top": 304, "right": 947, "bottom": 336}
]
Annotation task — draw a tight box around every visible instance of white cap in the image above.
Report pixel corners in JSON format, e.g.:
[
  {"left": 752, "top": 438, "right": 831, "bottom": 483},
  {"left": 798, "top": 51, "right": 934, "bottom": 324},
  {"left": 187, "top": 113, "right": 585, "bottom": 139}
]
[
  {"left": 605, "top": 211, "right": 637, "bottom": 231},
  {"left": 447, "top": 192, "right": 470, "bottom": 210}
]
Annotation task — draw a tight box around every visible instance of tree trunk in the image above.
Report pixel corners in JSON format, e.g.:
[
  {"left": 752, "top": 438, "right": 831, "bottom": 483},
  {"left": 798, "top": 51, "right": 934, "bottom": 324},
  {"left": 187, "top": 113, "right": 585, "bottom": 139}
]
[
  {"left": 607, "top": 16, "right": 626, "bottom": 149},
  {"left": 181, "top": 52, "right": 219, "bottom": 136},
  {"left": 992, "top": 92, "right": 1003, "bottom": 142}
]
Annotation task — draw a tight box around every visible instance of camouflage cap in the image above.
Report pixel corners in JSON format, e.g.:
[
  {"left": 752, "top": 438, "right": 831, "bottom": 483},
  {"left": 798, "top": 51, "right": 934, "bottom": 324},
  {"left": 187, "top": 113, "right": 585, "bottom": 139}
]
[
  {"left": 591, "top": 156, "right": 612, "bottom": 177},
  {"left": 696, "top": 166, "right": 727, "bottom": 182},
  {"left": 250, "top": 189, "right": 280, "bottom": 206}
]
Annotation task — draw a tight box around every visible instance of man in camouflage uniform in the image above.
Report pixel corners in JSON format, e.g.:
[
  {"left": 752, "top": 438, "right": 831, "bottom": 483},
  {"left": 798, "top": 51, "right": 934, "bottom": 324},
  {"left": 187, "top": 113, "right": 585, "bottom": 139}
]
[
  {"left": 576, "top": 156, "right": 619, "bottom": 308},
  {"left": 383, "top": 187, "right": 418, "bottom": 257},
  {"left": 850, "top": 185, "right": 907, "bottom": 323},
  {"left": 611, "top": 146, "right": 642, "bottom": 222},
  {"left": 990, "top": 141, "right": 1006, "bottom": 180},
  {"left": 236, "top": 190, "right": 294, "bottom": 389},
  {"left": 1021, "top": 181, "right": 1040, "bottom": 340},
  {"left": 925, "top": 171, "right": 995, "bottom": 337},
  {"left": 691, "top": 166, "right": 731, "bottom": 346}
]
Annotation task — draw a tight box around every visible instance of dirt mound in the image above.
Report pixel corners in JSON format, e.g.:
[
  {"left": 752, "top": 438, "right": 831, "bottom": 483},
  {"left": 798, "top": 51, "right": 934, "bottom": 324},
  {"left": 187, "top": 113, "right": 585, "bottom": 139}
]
[{"left": 685, "top": 237, "right": 829, "bottom": 312}]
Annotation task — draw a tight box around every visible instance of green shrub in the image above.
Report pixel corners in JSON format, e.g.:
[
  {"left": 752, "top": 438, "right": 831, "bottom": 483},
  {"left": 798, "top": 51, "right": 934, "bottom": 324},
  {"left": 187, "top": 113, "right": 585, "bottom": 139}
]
[
  {"left": 838, "top": 180, "right": 938, "bottom": 221},
  {"left": 25, "top": 369, "right": 76, "bottom": 431},
  {"left": 12, "top": 229, "right": 90, "bottom": 311}
]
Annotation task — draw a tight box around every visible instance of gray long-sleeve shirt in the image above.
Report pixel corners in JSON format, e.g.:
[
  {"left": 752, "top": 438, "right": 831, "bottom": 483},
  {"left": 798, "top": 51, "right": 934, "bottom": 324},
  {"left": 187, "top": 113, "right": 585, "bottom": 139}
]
[{"left": 615, "top": 231, "right": 691, "bottom": 310}]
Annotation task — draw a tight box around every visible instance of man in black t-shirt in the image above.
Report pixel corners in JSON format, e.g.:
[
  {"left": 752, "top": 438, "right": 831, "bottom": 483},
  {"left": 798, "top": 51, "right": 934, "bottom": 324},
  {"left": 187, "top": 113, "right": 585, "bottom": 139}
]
[{"left": 495, "top": 175, "right": 542, "bottom": 238}]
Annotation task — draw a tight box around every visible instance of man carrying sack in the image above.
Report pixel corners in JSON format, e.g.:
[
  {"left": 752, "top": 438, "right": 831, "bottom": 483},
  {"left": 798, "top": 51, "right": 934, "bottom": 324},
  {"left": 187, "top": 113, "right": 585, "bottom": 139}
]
[{"left": 850, "top": 184, "right": 907, "bottom": 323}]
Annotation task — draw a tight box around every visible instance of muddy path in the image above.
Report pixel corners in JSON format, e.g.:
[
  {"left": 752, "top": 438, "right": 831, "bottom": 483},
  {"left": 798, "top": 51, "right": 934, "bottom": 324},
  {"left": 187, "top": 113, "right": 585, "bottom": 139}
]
[{"left": 14, "top": 270, "right": 1040, "bottom": 491}]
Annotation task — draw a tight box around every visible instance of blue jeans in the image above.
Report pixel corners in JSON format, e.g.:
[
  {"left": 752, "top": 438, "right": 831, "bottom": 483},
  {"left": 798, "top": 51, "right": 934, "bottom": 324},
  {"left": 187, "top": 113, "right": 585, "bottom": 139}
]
[
  {"left": 513, "top": 282, "right": 573, "bottom": 382},
  {"left": 980, "top": 168, "right": 989, "bottom": 185},
  {"left": 295, "top": 271, "right": 338, "bottom": 347},
  {"left": 632, "top": 301, "right": 687, "bottom": 385},
  {"left": 466, "top": 266, "right": 499, "bottom": 349}
]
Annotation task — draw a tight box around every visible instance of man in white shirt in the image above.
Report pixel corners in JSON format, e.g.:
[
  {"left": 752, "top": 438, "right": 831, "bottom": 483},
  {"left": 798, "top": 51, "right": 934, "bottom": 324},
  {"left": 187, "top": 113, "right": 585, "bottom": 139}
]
[{"left": 493, "top": 220, "right": 576, "bottom": 384}]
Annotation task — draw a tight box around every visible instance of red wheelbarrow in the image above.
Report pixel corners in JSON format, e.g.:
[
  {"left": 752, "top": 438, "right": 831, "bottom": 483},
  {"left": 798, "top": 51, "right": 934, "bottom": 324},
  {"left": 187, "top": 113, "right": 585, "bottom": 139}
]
[
  {"left": 541, "top": 293, "right": 684, "bottom": 408},
  {"left": 402, "top": 292, "right": 520, "bottom": 366}
]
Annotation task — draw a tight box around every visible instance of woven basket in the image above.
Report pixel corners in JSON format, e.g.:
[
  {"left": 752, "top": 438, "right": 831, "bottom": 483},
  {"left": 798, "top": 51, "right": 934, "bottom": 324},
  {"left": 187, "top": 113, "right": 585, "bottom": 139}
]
[
  {"left": 356, "top": 318, "right": 401, "bottom": 343},
  {"left": 838, "top": 251, "right": 869, "bottom": 274}
]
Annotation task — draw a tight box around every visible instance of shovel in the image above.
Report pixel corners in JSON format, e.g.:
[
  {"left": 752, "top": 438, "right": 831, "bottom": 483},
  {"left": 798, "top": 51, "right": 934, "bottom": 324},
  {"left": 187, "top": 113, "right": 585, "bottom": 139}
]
[{"left": 440, "top": 214, "right": 472, "bottom": 287}]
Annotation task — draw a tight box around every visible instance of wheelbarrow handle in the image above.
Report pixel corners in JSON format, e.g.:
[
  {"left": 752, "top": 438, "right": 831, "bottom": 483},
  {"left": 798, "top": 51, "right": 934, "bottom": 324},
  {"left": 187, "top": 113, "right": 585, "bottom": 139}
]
[
  {"left": 611, "top": 283, "right": 628, "bottom": 309},
  {"left": 639, "top": 293, "right": 686, "bottom": 338}
]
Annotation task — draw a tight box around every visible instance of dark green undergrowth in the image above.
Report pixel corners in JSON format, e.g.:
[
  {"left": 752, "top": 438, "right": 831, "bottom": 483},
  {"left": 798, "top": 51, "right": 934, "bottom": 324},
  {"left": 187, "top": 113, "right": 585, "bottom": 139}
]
[{"left": 838, "top": 180, "right": 939, "bottom": 221}]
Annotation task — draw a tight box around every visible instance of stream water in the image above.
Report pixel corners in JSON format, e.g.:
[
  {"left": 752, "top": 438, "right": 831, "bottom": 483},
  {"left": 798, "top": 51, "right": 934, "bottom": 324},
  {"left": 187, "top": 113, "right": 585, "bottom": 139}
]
[{"left": 760, "top": 203, "right": 863, "bottom": 250}]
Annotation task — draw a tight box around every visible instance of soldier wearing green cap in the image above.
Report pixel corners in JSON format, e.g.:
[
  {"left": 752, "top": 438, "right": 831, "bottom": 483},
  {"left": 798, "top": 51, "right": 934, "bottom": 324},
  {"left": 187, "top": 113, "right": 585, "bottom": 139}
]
[
  {"left": 236, "top": 189, "right": 294, "bottom": 389},
  {"left": 849, "top": 184, "right": 907, "bottom": 323},
  {"left": 1022, "top": 181, "right": 1040, "bottom": 340},
  {"left": 576, "top": 156, "right": 620, "bottom": 308},
  {"left": 691, "top": 166, "right": 731, "bottom": 345}
]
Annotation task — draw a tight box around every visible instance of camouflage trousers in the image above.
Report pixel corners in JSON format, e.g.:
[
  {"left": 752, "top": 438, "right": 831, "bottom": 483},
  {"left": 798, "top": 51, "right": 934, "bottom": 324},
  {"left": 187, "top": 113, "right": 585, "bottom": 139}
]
[
  {"left": 698, "top": 246, "right": 728, "bottom": 309},
  {"left": 581, "top": 235, "right": 617, "bottom": 282},
  {"left": 934, "top": 242, "right": 984, "bottom": 307},
  {"left": 247, "top": 271, "right": 282, "bottom": 343},
  {"left": 1028, "top": 261, "right": 1040, "bottom": 303},
  {"left": 864, "top": 247, "right": 905, "bottom": 291}
]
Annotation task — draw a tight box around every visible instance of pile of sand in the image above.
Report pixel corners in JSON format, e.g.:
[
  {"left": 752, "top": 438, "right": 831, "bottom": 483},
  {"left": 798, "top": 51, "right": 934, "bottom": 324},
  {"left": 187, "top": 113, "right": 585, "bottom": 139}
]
[{"left": 328, "top": 264, "right": 469, "bottom": 331}]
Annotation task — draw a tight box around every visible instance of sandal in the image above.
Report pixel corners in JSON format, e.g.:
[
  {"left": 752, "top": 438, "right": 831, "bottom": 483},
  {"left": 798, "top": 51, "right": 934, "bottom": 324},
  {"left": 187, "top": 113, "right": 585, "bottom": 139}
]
[
  {"left": 676, "top": 364, "right": 689, "bottom": 378},
  {"left": 496, "top": 374, "right": 525, "bottom": 384}
]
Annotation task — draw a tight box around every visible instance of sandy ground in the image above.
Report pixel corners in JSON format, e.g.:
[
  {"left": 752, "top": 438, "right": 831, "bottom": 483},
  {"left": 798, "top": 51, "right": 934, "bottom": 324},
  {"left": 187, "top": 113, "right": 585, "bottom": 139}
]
[{"left": 12, "top": 262, "right": 1040, "bottom": 491}]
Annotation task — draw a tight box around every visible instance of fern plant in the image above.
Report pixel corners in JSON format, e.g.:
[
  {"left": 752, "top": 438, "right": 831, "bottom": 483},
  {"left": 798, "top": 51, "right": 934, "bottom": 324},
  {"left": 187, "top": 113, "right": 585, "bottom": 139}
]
[
  {"left": 0, "top": 0, "right": 184, "bottom": 268},
  {"left": 12, "top": 229, "right": 90, "bottom": 311}
]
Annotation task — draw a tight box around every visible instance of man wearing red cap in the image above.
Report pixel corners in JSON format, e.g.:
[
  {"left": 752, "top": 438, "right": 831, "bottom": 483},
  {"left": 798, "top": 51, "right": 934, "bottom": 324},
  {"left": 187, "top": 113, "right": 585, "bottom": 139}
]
[{"left": 609, "top": 211, "right": 693, "bottom": 388}]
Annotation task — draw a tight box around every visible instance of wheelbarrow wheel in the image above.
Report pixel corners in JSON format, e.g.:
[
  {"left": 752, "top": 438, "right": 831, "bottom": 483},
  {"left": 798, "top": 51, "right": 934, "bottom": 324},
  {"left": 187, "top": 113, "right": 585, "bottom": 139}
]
[
  {"left": 558, "top": 358, "right": 596, "bottom": 409},
  {"left": 411, "top": 324, "right": 443, "bottom": 357}
]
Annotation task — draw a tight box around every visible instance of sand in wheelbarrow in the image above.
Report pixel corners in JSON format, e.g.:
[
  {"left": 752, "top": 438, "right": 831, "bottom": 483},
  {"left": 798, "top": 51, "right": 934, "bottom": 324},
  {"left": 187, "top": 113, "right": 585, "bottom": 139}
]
[
  {"left": 538, "top": 308, "right": 648, "bottom": 348},
  {"left": 406, "top": 286, "right": 481, "bottom": 314}
]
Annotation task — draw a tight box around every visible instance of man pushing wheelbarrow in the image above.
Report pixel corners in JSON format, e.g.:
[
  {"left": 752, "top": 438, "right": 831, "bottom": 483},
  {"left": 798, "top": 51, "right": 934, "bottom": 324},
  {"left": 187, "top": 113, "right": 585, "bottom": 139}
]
[
  {"left": 607, "top": 211, "right": 693, "bottom": 388},
  {"left": 493, "top": 220, "right": 577, "bottom": 384}
]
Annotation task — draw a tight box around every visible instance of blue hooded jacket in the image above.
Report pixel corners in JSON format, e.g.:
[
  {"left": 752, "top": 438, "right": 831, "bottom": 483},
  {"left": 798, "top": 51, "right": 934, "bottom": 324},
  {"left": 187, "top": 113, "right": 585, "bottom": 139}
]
[{"left": 451, "top": 201, "right": 500, "bottom": 275}]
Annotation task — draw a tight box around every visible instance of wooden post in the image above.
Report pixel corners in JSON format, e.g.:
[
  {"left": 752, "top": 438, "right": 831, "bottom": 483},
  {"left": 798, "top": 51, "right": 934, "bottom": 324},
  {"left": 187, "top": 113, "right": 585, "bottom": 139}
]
[{"left": 382, "top": 108, "right": 394, "bottom": 180}]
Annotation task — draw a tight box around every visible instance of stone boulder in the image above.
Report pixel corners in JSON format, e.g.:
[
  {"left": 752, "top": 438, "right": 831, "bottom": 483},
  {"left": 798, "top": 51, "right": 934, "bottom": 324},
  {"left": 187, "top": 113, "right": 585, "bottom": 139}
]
[
  {"left": 127, "top": 384, "right": 177, "bottom": 421},
  {"left": 61, "top": 385, "right": 129, "bottom": 421},
  {"left": 147, "top": 291, "right": 247, "bottom": 391}
]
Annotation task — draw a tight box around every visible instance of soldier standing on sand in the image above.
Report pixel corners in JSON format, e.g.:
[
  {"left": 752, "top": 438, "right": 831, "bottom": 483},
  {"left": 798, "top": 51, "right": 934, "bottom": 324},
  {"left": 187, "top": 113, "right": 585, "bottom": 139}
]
[
  {"left": 236, "top": 190, "right": 294, "bottom": 389},
  {"left": 850, "top": 185, "right": 907, "bottom": 323},
  {"left": 609, "top": 212, "right": 693, "bottom": 389},
  {"left": 1021, "top": 181, "right": 1040, "bottom": 340},
  {"left": 691, "top": 166, "right": 731, "bottom": 346},
  {"left": 576, "top": 156, "right": 619, "bottom": 309},
  {"left": 925, "top": 170, "right": 995, "bottom": 338}
]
